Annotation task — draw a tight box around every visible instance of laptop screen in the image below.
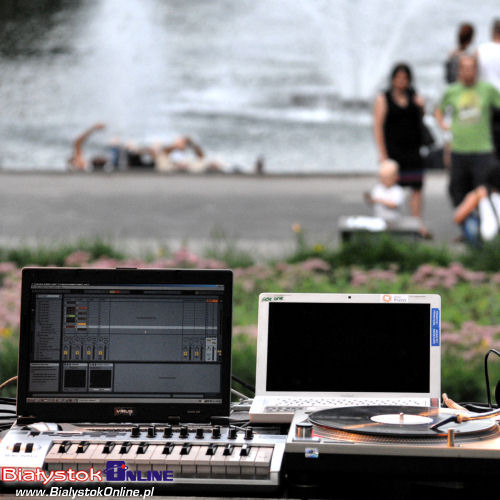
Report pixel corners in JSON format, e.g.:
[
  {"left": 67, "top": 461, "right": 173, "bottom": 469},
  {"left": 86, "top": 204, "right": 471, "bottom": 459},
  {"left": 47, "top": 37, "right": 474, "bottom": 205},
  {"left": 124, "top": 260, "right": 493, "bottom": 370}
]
[
  {"left": 266, "top": 302, "right": 430, "bottom": 393},
  {"left": 18, "top": 268, "right": 232, "bottom": 423}
]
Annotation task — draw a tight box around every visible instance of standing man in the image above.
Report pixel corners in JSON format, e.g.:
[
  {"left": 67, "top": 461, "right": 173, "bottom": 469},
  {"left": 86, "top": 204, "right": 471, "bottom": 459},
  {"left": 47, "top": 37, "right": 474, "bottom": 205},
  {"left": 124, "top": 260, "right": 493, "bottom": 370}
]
[
  {"left": 435, "top": 55, "right": 500, "bottom": 207},
  {"left": 477, "top": 19, "right": 500, "bottom": 158}
]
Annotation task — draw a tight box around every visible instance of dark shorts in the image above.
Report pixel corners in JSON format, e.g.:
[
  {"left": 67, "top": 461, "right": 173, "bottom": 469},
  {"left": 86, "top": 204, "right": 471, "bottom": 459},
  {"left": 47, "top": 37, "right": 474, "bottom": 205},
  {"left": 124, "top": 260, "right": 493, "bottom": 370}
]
[
  {"left": 389, "top": 149, "right": 424, "bottom": 190},
  {"left": 398, "top": 170, "right": 424, "bottom": 190},
  {"left": 449, "top": 152, "right": 499, "bottom": 207}
]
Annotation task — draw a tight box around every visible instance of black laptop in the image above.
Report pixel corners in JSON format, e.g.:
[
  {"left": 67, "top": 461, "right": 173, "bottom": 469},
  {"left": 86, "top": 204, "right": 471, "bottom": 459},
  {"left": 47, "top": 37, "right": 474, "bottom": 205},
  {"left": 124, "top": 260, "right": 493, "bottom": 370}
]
[{"left": 17, "top": 267, "right": 233, "bottom": 424}]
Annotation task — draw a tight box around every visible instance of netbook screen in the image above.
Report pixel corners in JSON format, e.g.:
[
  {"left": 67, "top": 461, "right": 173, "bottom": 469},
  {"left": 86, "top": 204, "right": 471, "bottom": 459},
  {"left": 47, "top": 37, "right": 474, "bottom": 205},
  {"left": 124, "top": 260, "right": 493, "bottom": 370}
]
[
  {"left": 26, "top": 282, "right": 226, "bottom": 405},
  {"left": 267, "top": 302, "right": 430, "bottom": 393}
]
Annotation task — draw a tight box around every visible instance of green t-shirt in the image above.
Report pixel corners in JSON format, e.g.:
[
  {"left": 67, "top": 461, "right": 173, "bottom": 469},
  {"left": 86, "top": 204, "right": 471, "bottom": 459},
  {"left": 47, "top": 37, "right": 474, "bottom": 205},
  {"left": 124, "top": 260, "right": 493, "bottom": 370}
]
[{"left": 440, "top": 81, "right": 500, "bottom": 153}]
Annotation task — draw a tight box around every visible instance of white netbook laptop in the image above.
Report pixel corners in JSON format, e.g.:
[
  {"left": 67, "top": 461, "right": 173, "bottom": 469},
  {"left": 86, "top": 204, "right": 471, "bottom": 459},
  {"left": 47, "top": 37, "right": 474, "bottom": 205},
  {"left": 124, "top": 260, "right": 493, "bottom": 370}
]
[{"left": 249, "top": 293, "right": 441, "bottom": 423}]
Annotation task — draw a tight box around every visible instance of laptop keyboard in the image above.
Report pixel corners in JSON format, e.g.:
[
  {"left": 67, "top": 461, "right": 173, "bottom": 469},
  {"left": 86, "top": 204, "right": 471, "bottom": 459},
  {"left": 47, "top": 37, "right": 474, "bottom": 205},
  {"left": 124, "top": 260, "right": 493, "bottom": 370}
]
[{"left": 264, "top": 398, "right": 427, "bottom": 413}]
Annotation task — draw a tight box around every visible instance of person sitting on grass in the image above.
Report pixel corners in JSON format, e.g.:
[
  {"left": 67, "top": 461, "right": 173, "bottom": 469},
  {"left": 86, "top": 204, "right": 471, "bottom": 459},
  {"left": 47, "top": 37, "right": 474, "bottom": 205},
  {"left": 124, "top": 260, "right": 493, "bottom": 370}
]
[
  {"left": 454, "top": 167, "right": 500, "bottom": 245},
  {"left": 364, "top": 159, "right": 405, "bottom": 222}
]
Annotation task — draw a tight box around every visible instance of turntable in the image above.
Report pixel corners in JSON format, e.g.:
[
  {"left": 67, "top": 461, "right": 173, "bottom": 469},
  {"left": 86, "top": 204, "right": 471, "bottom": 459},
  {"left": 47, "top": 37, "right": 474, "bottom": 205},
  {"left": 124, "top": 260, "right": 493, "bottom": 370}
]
[{"left": 283, "top": 406, "right": 500, "bottom": 495}]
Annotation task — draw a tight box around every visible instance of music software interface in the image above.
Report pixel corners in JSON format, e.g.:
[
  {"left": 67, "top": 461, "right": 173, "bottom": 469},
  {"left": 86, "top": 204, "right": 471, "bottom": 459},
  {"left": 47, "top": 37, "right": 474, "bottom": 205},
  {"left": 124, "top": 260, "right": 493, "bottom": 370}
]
[
  {"left": 27, "top": 283, "right": 225, "bottom": 404},
  {"left": 267, "top": 302, "right": 430, "bottom": 393}
]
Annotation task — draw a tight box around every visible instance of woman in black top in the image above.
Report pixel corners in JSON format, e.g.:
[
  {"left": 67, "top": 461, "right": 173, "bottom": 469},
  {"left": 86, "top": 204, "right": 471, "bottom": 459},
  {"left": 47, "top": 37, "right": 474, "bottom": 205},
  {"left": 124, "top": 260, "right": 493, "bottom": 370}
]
[{"left": 374, "top": 63, "right": 427, "bottom": 230}]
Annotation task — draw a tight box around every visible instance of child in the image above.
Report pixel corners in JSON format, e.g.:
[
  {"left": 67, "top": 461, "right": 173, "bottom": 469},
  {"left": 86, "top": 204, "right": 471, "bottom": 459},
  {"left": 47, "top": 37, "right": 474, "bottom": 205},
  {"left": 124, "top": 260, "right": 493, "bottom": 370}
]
[{"left": 365, "top": 159, "right": 405, "bottom": 222}]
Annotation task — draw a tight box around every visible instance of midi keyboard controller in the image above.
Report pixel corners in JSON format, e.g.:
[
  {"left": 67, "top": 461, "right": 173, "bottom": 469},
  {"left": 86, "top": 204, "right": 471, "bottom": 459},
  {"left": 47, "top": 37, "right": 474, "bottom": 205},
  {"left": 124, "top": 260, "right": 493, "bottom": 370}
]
[{"left": 0, "top": 423, "right": 286, "bottom": 492}]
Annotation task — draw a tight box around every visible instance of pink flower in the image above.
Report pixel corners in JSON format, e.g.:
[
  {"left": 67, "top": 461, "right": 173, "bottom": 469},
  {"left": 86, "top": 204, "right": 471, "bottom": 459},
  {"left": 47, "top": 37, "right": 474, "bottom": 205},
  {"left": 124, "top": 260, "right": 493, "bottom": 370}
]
[
  {"left": 64, "top": 251, "right": 91, "bottom": 267},
  {"left": 300, "top": 258, "right": 331, "bottom": 273}
]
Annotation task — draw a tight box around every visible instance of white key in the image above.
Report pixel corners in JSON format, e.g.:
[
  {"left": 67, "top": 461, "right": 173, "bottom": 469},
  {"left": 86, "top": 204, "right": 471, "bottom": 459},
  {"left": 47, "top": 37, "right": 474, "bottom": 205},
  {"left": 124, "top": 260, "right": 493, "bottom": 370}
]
[
  {"left": 165, "top": 444, "right": 183, "bottom": 475},
  {"left": 254, "top": 447, "right": 273, "bottom": 477},
  {"left": 239, "top": 446, "right": 258, "bottom": 476},
  {"left": 224, "top": 445, "right": 241, "bottom": 476},
  {"left": 128, "top": 443, "right": 155, "bottom": 474},
  {"left": 179, "top": 444, "right": 198, "bottom": 476},
  {"left": 44, "top": 442, "right": 68, "bottom": 471},
  {"left": 59, "top": 443, "right": 80, "bottom": 471},
  {"left": 150, "top": 443, "right": 173, "bottom": 470},
  {"left": 195, "top": 445, "right": 212, "bottom": 476},
  {"left": 89, "top": 441, "right": 117, "bottom": 470},
  {"left": 73, "top": 443, "right": 99, "bottom": 472},
  {"left": 210, "top": 445, "right": 227, "bottom": 476}
]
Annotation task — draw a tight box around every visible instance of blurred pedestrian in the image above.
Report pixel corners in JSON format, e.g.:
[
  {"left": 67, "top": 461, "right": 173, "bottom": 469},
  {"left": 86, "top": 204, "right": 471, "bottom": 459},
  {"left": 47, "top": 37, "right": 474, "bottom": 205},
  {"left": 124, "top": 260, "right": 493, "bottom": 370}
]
[
  {"left": 454, "top": 167, "right": 500, "bottom": 244},
  {"left": 435, "top": 55, "right": 500, "bottom": 207},
  {"left": 477, "top": 19, "right": 500, "bottom": 159},
  {"left": 445, "top": 23, "right": 475, "bottom": 84},
  {"left": 373, "top": 63, "right": 429, "bottom": 235}
]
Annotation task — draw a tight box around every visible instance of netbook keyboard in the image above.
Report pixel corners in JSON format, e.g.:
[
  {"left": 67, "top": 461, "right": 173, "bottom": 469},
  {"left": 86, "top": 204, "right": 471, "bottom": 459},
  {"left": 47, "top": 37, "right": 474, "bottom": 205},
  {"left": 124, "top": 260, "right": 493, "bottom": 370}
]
[{"left": 264, "top": 397, "right": 427, "bottom": 413}]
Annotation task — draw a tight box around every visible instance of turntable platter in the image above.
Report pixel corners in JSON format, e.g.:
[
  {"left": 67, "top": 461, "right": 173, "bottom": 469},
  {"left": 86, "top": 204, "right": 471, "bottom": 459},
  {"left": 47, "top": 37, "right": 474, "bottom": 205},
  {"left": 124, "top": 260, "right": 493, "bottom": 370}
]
[{"left": 309, "top": 406, "right": 498, "bottom": 438}]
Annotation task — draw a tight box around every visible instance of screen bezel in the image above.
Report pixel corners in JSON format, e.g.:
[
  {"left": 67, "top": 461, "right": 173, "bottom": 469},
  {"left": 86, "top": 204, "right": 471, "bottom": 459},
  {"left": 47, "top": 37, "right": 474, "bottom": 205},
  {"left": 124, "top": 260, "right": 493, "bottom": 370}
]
[
  {"left": 18, "top": 267, "right": 233, "bottom": 423},
  {"left": 255, "top": 293, "right": 441, "bottom": 400}
]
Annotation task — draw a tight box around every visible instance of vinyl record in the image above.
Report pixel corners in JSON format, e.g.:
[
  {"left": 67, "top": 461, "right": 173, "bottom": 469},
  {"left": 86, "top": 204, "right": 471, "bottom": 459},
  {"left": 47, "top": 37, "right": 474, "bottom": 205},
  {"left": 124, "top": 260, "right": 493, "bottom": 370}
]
[{"left": 309, "top": 406, "right": 497, "bottom": 437}]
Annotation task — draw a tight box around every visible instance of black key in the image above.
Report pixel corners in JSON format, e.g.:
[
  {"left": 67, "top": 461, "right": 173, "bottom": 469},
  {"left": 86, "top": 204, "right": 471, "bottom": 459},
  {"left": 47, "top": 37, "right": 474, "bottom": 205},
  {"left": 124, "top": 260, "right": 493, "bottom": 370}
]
[
  {"left": 12, "top": 442, "right": 21, "bottom": 453},
  {"left": 180, "top": 443, "right": 192, "bottom": 456},
  {"left": 25, "top": 443, "right": 34, "bottom": 453},
  {"left": 102, "top": 442, "right": 115, "bottom": 454},
  {"left": 240, "top": 444, "right": 251, "bottom": 457},
  {"left": 119, "top": 442, "right": 132, "bottom": 454},
  {"left": 223, "top": 444, "right": 234, "bottom": 456},
  {"left": 206, "top": 443, "right": 217, "bottom": 456},
  {"left": 137, "top": 442, "right": 149, "bottom": 455},
  {"left": 162, "top": 443, "right": 174, "bottom": 455},
  {"left": 58, "top": 441, "right": 71, "bottom": 454},
  {"left": 76, "top": 441, "right": 89, "bottom": 454}
]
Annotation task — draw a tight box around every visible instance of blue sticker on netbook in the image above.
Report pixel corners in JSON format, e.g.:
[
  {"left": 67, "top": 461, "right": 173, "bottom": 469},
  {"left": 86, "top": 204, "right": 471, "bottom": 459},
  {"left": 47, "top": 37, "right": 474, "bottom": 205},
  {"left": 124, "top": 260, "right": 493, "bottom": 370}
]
[{"left": 431, "top": 308, "right": 440, "bottom": 346}]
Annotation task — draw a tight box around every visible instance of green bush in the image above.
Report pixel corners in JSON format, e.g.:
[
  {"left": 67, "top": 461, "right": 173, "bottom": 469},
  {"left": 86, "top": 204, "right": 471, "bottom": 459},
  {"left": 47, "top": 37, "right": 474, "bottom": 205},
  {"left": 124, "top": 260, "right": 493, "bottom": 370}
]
[
  {"left": 461, "top": 236, "right": 500, "bottom": 272},
  {"left": 231, "top": 334, "right": 256, "bottom": 398},
  {"left": 0, "top": 238, "right": 124, "bottom": 267},
  {"left": 288, "top": 234, "right": 452, "bottom": 272}
]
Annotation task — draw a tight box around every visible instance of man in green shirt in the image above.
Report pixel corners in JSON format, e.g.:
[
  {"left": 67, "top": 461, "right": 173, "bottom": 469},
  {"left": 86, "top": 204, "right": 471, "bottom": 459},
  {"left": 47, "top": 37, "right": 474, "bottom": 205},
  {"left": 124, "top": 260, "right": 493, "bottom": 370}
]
[{"left": 435, "top": 55, "right": 500, "bottom": 206}]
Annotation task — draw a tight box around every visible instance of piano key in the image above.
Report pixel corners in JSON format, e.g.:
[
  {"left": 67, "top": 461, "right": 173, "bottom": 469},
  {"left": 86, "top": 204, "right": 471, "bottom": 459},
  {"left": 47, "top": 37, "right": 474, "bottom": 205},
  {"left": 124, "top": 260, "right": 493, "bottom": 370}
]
[
  {"left": 180, "top": 444, "right": 201, "bottom": 475},
  {"left": 180, "top": 443, "right": 192, "bottom": 456},
  {"left": 254, "top": 447, "right": 273, "bottom": 477},
  {"left": 45, "top": 443, "right": 65, "bottom": 471},
  {"left": 206, "top": 443, "right": 217, "bottom": 456},
  {"left": 195, "top": 446, "right": 212, "bottom": 477},
  {"left": 239, "top": 445, "right": 258, "bottom": 476},
  {"left": 210, "top": 445, "right": 227, "bottom": 475},
  {"left": 73, "top": 444, "right": 99, "bottom": 472},
  {"left": 225, "top": 445, "right": 243, "bottom": 475},
  {"left": 106, "top": 442, "right": 138, "bottom": 465},
  {"left": 128, "top": 443, "right": 155, "bottom": 474},
  {"left": 90, "top": 442, "right": 116, "bottom": 469},
  {"left": 150, "top": 444, "right": 169, "bottom": 468},
  {"left": 165, "top": 444, "right": 183, "bottom": 475},
  {"left": 58, "top": 443, "right": 80, "bottom": 471},
  {"left": 223, "top": 444, "right": 234, "bottom": 456},
  {"left": 76, "top": 441, "right": 90, "bottom": 454}
]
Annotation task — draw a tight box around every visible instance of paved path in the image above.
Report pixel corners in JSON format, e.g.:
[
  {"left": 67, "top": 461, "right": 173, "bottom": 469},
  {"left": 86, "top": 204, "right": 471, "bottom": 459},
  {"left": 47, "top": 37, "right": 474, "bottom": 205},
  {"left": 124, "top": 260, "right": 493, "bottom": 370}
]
[{"left": 0, "top": 171, "right": 457, "bottom": 257}]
